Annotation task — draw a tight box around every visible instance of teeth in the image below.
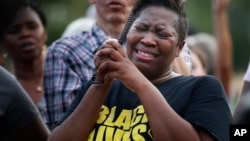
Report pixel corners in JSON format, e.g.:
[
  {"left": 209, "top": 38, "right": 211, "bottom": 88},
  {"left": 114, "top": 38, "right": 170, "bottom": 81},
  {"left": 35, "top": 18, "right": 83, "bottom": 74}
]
[{"left": 138, "top": 51, "right": 154, "bottom": 57}]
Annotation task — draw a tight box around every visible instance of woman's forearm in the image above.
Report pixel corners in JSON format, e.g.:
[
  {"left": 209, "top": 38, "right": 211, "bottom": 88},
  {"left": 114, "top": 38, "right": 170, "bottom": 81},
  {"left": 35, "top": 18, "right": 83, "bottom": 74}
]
[
  {"left": 213, "top": 0, "right": 233, "bottom": 96},
  {"left": 48, "top": 82, "right": 113, "bottom": 141}
]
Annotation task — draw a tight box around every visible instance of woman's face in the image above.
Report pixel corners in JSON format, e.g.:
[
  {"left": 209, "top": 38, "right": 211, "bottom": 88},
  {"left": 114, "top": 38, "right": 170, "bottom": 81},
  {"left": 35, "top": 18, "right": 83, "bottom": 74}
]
[
  {"left": 3, "top": 7, "right": 47, "bottom": 61},
  {"left": 126, "top": 6, "right": 183, "bottom": 80}
]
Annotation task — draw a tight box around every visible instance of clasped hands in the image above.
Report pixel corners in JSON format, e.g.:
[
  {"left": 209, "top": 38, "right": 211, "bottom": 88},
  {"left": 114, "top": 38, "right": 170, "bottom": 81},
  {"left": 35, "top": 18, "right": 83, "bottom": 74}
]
[{"left": 93, "top": 38, "right": 144, "bottom": 92}]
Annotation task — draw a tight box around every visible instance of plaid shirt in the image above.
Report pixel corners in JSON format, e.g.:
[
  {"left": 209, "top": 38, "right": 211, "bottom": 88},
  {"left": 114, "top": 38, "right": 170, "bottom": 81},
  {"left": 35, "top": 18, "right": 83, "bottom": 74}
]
[{"left": 41, "top": 24, "right": 107, "bottom": 129}]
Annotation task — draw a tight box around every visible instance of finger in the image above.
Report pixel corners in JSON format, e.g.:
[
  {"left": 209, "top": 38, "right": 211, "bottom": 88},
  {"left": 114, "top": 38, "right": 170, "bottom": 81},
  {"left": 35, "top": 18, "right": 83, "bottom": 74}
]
[
  {"left": 96, "top": 46, "right": 125, "bottom": 65},
  {"left": 95, "top": 47, "right": 117, "bottom": 59},
  {"left": 95, "top": 53, "right": 112, "bottom": 70},
  {"left": 94, "top": 46, "right": 123, "bottom": 73},
  {"left": 105, "top": 39, "right": 127, "bottom": 58},
  {"left": 96, "top": 60, "right": 120, "bottom": 78},
  {"left": 95, "top": 40, "right": 114, "bottom": 55}
]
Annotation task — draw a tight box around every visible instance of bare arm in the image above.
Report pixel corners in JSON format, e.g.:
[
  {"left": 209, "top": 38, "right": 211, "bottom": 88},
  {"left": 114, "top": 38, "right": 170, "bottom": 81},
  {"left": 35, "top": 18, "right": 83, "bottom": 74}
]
[
  {"left": 213, "top": 0, "right": 233, "bottom": 97},
  {"left": 48, "top": 81, "right": 113, "bottom": 141}
]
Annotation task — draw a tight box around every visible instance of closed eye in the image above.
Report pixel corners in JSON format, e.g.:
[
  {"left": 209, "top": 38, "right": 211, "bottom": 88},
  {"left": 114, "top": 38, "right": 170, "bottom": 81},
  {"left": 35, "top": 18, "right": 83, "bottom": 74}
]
[
  {"left": 5, "top": 24, "right": 20, "bottom": 35},
  {"left": 27, "top": 22, "right": 39, "bottom": 30},
  {"left": 157, "top": 31, "right": 171, "bottom": 39},
  {"left": 134, "top": 24, "right": 148, "bottom": 32}
]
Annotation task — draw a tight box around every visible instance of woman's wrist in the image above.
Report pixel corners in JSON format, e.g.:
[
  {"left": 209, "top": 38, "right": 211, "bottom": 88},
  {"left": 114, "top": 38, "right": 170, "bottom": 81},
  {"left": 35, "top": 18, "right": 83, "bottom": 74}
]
[{"left": 212, "top": 0, "right": 229, "bottom": 12}]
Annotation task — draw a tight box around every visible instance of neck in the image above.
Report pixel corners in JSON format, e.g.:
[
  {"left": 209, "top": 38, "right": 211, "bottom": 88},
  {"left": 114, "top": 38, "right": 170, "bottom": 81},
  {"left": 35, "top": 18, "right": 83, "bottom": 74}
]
[
  {"left": 14, "top": 52, "right": 45, "bottom": 80},
  {"left": 96, "top": 20, "right": 125, "bottom": 39},
  {"left": 14, "top": 51, "right": 45, "bottom": 104},
  {"left": 151, "top": 70, "right": 180, "bottom": 84}
]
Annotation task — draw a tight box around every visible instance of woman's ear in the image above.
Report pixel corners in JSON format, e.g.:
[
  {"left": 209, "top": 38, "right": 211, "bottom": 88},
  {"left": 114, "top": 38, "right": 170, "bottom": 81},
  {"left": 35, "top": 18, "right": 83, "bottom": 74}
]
[{"left": 175, "top": 41, "right": 185, "bottom": 57}]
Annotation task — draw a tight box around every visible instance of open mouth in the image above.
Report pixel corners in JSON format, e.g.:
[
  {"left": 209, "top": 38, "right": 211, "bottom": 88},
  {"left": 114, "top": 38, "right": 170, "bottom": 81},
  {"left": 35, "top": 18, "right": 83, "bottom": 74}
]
[
  {"left": 137, "top": 51, "right": 155, "bottom": 58},
  {"left": 20, "top": 42, "right": 35, "bottom": 51},
  {"left": 136, "top": 50, "right": 156, "bottom": 61}
]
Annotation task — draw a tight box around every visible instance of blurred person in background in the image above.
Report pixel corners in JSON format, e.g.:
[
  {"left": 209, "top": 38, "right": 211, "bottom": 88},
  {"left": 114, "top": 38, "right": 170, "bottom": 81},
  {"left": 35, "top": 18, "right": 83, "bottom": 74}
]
[
  {"left": 187, "top": 33, "right": 218, "bottom": 76},
  {"left": 43, "top": 0, "right": 136, "bottom": 130},
  {"left": 0, "top": 66, "right": 50, "bottom": 141},
  {"left": 212, "top": 0, "right": 233, "bottom": 99},
  {"left": 0, "top": 0, "right": 48, "bottom": 112},
  {"left": 61, "top": 5, "right": 96, "bottom": 37},
  {"left": 186, "top": 0, "right": 233, "bottom": 99},
  {"left": 233, "top": 61, "right": 250, "bottom": 124},
  {"left": 188, "top": 40, "right": 209, "bottom": 76},
  {"left": 240, "top": 62, "right": 250, "bottom": 96}
]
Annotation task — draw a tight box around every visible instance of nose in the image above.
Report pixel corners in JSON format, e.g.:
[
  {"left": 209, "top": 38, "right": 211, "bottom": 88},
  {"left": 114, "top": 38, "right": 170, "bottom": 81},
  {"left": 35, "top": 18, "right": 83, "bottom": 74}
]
[
  {"left": 19, "top": 27, "right": 31, "bottom": 39},
  {"left": 140, "top": 32, "right": 157, "bottom": 47}
]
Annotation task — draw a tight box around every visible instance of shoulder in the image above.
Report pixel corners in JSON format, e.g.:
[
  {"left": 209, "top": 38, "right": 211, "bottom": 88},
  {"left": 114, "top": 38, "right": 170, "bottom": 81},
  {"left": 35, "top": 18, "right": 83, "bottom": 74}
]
[
  {"left": 0, "top": 67, "right": 19, "bottom": 90},
  {"left": 171, "top": 75, "right": 221, "bottom": 85},
  {"left": 0, "top": 67, "right": 39, "bottom": 127},
  {"left": 47, "top": 25, "right": 106, "bottom": 58},
  {"left": 172, "top": 75, "right": 225, "bottom": 97},
  {"left": 188, "top": 75, "right": 224, "bottom": 91},
  {"left": 46, "top": 31, "right": 101, "bottom": 64},
  {"left": 0, "top": 67, "right": 16, "bottom": 104},
  {"left": 47, "top": 31, "right": 92, "bottom": 54},
  {"left": 62, "top": 17, "right": 95, "bottom": 37},
  {"left": 0, "top": 67, "right": 36, "bottom": 104},
  {"left": 181, "top": 75, "right": 221, "bottom": 84},
  {"left": 194, "top": 75, "right": 223, "bottom": 88}
]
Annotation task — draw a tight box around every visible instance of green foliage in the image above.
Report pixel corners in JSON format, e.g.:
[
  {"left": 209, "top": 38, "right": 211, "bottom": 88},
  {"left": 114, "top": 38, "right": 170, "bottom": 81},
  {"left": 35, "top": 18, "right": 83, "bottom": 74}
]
[
  {"left": 185, "top": 0, "right": 249, "bottom": 71},
  {"left": 185, "top": 0, "right": 213, "bottom": 33},
  {"left": 42, "top": 0, "right": 90, "bottom": 45},
  {"left": 229, "top": 8, "right": 250, "bottom": 71}
]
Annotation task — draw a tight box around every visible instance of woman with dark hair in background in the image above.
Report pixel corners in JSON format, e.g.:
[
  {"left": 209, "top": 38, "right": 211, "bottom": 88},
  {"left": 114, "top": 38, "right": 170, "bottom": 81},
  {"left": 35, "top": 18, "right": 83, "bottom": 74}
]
[{"left": 0, "top": 0, "right": 48, "bottom": 112}]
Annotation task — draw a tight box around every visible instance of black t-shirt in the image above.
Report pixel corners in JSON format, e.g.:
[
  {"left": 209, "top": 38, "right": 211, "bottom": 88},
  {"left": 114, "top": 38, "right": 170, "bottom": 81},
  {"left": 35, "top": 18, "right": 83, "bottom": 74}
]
[
  {"left": 0, "top": 67, "right": 39, "bottom": 140},
  {"left": 61, "top": 75, "right": 232, "bottom": 141}
]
